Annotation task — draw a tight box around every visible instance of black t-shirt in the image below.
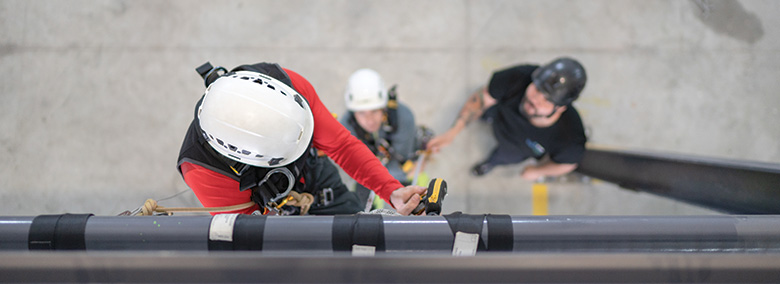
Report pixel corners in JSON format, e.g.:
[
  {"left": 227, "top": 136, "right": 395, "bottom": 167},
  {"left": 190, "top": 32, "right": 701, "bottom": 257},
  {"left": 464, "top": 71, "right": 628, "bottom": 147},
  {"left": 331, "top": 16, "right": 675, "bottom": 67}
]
[{"left": 487, "top": 64, "right": 587, "bottom": 164}]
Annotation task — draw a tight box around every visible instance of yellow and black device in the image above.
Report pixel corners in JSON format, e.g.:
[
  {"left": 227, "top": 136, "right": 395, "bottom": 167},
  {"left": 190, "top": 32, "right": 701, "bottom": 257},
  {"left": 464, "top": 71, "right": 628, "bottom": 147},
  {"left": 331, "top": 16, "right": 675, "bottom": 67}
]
[{"left": 412, "top": 178, "right": 447, "bottom": 216}]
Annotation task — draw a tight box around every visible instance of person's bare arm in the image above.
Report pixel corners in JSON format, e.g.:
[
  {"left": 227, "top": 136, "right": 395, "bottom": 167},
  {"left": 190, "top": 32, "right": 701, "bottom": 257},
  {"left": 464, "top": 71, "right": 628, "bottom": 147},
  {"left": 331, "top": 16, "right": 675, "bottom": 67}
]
[
  {"left": 520, "top": 162, "right": 578, "bottom": 181},
  {"left": 427, "top": 87, "right": 497, "bottom": 152}
]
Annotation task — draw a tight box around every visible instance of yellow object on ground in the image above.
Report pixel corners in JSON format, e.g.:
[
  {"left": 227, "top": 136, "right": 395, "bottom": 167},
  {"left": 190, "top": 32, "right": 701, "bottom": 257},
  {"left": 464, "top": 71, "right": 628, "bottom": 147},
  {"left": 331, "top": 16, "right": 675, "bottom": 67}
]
[{"left": 532, "top": 183, "right": 548, "bottom": 215}]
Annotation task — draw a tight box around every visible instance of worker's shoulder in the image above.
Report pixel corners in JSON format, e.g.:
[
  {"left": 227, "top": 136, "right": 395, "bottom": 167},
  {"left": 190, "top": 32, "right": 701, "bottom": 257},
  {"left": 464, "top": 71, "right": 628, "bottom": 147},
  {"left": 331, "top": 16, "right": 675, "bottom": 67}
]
[{"left": 494, "top": 63, "right": 539, "bottom": 75}]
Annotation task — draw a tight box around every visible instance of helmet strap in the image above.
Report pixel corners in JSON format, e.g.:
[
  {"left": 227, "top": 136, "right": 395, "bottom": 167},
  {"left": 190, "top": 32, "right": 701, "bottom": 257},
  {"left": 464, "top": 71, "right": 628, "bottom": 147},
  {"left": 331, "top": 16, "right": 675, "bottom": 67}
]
[
  {"left": 230, "top": 62, "right": 294, "bottom": 89},
  {"left": 195, "top": 62, "right": 227, "bottom": 87},
  {"left": 519, "top": 96, "right": 560, "bottom": 120},
  {"left": 545, "top": 106, "right": 560, "bottom": 119}
]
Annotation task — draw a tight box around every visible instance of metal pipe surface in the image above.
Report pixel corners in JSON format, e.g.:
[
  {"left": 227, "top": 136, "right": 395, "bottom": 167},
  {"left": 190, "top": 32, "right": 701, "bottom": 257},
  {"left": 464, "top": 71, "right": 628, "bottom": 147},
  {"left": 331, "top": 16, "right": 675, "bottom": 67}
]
[
  {"left": 1, "top": 252, "right": 779, "bottom": 283},
  {"left": 3, "top": 214, "right": 780, "bottom": 253}
]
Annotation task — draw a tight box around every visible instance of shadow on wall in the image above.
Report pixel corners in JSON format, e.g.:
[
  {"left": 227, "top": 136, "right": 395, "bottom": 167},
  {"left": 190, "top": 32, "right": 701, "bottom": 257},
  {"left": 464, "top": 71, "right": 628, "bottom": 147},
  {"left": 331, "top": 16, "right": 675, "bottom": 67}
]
[{"left": 691, "top": 0, "right": 764, "bottom": 44}]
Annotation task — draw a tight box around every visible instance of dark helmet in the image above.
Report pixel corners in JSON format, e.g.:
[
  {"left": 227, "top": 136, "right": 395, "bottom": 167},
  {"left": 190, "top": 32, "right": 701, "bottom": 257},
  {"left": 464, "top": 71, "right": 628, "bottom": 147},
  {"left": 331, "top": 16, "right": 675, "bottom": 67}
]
[{"left": 532, "top": 57, "right": 587, "bottom": 106}]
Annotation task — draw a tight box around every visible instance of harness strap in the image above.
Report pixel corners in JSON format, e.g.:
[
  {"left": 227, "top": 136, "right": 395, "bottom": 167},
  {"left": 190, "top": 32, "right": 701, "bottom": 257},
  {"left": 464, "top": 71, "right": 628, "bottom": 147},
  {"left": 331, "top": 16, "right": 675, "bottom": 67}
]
[{"left": 385, "top": 85, "right": 399, "bottom": 134}]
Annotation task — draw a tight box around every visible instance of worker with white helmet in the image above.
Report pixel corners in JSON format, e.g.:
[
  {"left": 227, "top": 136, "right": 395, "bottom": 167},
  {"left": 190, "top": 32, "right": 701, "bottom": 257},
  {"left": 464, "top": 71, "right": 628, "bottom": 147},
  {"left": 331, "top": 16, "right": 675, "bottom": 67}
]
[
  {"left": 339, "top": 68, "right": 429, "bottom": 209},
  {"left": 177, "top": 62, "right": 426, "bottom": 215}
]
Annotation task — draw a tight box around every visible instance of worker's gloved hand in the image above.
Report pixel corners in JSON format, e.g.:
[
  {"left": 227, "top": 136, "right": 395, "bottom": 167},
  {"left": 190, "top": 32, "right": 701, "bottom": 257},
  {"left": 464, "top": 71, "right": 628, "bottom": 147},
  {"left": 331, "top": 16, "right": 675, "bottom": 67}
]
[{"left": 389, "top": 185, "right": 427, "bottom": 215}]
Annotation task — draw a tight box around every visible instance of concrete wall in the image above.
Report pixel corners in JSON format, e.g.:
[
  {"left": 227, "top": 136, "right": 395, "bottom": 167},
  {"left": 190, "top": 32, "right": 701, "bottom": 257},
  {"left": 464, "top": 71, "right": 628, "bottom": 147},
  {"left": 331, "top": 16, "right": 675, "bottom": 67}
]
[{"left": 1, "top": 0, "right": 778, "bottom": 215}]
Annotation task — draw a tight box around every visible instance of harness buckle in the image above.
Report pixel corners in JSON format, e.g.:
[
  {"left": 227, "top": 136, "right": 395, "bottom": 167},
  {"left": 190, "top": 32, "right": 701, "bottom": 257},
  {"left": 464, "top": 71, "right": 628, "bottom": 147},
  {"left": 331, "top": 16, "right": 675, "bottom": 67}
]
[{"left": 319, "top": 188, "right": 334, "bottom": 207}]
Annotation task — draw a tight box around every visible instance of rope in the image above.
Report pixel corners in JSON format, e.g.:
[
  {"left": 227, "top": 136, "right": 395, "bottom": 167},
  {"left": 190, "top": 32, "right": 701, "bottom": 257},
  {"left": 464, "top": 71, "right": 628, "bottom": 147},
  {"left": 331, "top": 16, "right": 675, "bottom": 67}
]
[
  {"left": 284, "top": 191, "right": 314, "bottom": 215},
  {"left": 135, "top": 191, "right": 314, "bottom": 216}
]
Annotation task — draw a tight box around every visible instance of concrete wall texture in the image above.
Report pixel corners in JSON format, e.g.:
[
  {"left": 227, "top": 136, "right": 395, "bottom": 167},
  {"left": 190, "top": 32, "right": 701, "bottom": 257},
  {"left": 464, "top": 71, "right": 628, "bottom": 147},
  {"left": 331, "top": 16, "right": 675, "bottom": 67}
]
[{"left": 1, "top": 0, "right": 778, "bottom": 216}]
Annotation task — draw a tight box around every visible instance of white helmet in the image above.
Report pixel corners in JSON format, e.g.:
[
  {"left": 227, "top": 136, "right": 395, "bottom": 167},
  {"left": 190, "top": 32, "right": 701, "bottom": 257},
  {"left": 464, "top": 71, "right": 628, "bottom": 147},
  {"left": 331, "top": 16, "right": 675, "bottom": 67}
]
[
  {"left": 344, "top": 68, "right": 388, "bottom": 111},
  {"left": 198, "top": 71, "right": 314, "bottom": 168}
]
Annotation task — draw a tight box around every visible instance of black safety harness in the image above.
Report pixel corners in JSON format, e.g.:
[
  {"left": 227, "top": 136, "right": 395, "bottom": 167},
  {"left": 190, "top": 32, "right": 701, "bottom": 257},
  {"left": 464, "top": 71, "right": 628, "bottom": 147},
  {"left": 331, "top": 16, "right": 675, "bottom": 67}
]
[{"left": 177, "top": 62, "right": 333, "bottom": 214}]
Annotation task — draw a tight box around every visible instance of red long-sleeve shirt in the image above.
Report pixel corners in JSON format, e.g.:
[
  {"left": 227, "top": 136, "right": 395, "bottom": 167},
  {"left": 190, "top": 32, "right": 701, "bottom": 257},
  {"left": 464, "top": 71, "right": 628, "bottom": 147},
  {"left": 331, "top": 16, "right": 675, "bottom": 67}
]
[{"left": 180, "top": 68, "right": 402, "bottom": 214}]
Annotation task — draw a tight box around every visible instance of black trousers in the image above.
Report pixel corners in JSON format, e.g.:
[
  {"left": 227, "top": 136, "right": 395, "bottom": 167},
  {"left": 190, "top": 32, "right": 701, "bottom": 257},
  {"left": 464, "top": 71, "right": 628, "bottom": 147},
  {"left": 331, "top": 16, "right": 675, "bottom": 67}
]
[{"left": 483, "top": 143, "right": 531, "bottom": 166}]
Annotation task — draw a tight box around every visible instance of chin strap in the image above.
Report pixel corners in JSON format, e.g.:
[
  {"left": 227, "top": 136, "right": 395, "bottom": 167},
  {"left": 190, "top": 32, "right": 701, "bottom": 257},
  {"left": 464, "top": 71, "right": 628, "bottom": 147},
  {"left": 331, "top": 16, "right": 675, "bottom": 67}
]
[{"left": 544, "top": 106, "right": 560, "bottom": 118}]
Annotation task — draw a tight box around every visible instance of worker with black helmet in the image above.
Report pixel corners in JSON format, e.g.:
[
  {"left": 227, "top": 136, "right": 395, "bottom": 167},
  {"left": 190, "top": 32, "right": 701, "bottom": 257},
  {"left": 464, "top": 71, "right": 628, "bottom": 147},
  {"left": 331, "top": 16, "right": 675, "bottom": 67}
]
[{"left": 427, "top": 57, "right": 587, "bottom": 180}]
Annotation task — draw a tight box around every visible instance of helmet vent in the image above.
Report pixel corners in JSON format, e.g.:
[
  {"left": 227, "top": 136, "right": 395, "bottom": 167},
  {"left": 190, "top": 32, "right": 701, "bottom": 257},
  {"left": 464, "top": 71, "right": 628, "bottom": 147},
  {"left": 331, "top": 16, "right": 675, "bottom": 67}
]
[
  {"left": 268, "top": 157, "right": 283, "bottom": 166},
  {"left": 200, "top": 69, "right": 313, "bottom": 168},
  {"left": 294, "top": 94, "right": 304, "bottom": 109}
]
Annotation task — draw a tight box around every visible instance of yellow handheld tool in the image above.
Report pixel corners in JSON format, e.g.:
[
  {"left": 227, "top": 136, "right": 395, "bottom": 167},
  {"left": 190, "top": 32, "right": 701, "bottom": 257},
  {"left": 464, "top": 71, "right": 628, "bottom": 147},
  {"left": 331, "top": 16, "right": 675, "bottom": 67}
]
[{"left": 412, "top": 178, "right": 447, "bottom": 216}]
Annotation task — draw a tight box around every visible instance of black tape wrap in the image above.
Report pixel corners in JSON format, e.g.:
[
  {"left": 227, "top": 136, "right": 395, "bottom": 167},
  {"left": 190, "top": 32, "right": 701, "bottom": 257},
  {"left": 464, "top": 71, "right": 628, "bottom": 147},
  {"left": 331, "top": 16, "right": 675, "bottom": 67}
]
[
  {"left": 443, "top": 212, "right": 487, "bottom": 251},
  {"left": 208, "top": 215, "right": 266, "bottom": 251},
  {"left": 28, "top": 214, "right": 93, "bottom": 250},
  {"left": 443, "top": 212, "right": 514, "bottom": 252},
  {"left": 486, "top": 214, "right": 514, "bottom": 251},
  {"left": 332, "top": 214, "right": 385, "bottom": 252}
]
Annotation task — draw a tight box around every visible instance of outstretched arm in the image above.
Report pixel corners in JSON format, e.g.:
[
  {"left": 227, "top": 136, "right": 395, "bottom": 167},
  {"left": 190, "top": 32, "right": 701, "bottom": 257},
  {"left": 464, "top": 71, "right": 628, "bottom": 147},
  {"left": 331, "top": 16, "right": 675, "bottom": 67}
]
[
  {"left": 285, "top": 69, "right": 405, "bottom": 208},
  {"left": 427, "top": 86, "right": 497, "bottom": 153},
  {"left": 520, "top": 162, "right": 578, "bottom": 181}
]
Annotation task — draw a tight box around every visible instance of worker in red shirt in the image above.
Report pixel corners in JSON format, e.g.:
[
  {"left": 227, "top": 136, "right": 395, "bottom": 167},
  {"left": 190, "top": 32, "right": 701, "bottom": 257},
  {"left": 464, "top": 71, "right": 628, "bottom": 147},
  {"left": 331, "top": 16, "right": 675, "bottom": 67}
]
[{"left": 177, "top": 62, "right": 426, "bottom": 215}]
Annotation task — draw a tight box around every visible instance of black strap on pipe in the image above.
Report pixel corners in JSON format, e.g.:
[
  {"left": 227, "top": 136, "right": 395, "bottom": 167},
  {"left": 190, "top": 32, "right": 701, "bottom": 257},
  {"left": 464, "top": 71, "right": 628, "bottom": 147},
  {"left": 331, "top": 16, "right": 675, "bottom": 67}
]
[
  {"left": 233, "top": 215, "right": 265, "bottom": 250},
  {"left": 486, "top": 214, "right": 514, "bottom": 251},
  {"left": 208, "top": 215, "right": 266, "bottom": 251},
  {"left": 443, "top": 212, "right": 487, "bottom": 251},
  {"left": 332, "top": 214, "right": 385, "bottom": 252},
  {"left": 28, "top": 215, "right": 60, "bottom": 250},
  {"left": 28, "top": 213, "right": 93, "bottom": 250}
]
